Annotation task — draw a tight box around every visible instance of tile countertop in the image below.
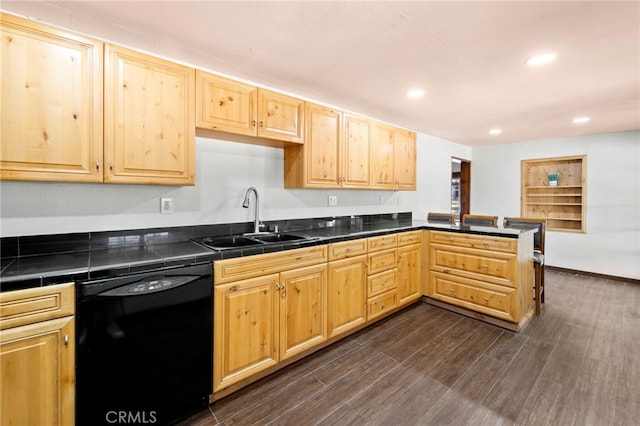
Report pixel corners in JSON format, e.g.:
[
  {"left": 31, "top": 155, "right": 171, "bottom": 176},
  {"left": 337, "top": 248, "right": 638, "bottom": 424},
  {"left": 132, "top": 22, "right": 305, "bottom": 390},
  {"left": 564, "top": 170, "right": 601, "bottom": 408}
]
[{"left": 0, "top": 214, "right": 536, "bottom": 293}]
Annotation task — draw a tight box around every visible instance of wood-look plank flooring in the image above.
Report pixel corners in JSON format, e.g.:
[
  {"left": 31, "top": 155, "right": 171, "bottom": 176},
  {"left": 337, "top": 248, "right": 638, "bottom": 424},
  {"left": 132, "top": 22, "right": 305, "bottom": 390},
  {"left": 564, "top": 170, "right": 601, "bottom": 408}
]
[{"left": 179, "top": 269, "right": 639, "bottom": 425}]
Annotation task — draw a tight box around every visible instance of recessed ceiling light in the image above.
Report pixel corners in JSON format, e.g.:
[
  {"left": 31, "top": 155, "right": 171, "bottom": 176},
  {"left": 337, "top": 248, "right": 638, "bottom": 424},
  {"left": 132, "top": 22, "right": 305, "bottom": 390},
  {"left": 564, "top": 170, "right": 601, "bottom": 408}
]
[
  {"left": 488, "top": 128, "right": 502, "bottom": 135},
  {"left": 572, "top": 116, "right": 591, "bottom": 124},
  {"left": 525, "top": 52, "right": 557, "bottom": 66},
  {"left": 406, "top": 88, "right": 425, "bottom": 98}
]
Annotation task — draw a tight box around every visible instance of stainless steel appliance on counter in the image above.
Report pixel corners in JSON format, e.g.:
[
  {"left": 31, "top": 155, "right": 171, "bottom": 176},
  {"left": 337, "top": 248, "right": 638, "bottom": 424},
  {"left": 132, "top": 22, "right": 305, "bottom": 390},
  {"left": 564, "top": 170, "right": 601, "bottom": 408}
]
[{"left": 76, "top": 263, "right": 213, "bottom": 425}]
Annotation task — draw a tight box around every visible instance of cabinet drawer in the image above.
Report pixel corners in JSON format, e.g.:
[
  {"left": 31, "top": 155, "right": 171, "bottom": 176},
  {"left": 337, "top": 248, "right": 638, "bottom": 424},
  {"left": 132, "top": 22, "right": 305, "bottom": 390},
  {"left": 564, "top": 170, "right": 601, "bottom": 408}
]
[
  {"left": 214, "top": 246, "right": 327, "bottom": 284},
  {"left": 430, "top": 231, "right": 517, "bottom": 253},
  {"left": 430, "top": 245, "right": 517, "bottom": 288},
  {"left": 367, "top": 269, "right": 397, "bottom": 297},
  {"left": 367, "top": 249, "right": 397, "bottom": 275},
  {"left": 367, "top": 234, "right": 397, "bottom": 252},
  {"left": 0, "top": 283, "right": 75, "bottom": 330},
  {"left": 328, "top": 239, "right": 367, "bottom": 261},
  {"left": 367, "top": 289, "right": 398, "bottom": 321},
  {"left": 397, "top": 231, "right": 422, "bottom": 247},
  {"left": 429, "top": 272, "right": 517, "bottom": 322}
]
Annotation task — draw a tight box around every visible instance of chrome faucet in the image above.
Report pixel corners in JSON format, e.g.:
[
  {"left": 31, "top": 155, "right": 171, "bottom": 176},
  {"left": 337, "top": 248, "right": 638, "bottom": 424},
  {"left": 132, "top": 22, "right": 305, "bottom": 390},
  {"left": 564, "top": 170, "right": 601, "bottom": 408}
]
[{"left": 242, "top": 187, "right": 264, "bottom": 234}]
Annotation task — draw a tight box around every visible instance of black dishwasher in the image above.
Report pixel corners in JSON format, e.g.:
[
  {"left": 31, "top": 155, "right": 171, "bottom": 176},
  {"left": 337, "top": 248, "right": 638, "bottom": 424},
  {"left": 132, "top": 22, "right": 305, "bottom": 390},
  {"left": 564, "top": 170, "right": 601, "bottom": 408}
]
[{"left": 76, "top": 263, "right": 213, "bottom": 426}]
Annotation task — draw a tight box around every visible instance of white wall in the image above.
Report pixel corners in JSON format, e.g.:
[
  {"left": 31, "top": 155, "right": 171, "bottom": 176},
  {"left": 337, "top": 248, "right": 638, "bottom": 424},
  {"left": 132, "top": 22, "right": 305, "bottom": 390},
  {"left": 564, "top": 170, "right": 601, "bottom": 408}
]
[
  {"left": 471, "top": 130, "right": 640, "bottom": 280},
  {"left": 0, "top": 132, "right": 469, "bottom": 238}
]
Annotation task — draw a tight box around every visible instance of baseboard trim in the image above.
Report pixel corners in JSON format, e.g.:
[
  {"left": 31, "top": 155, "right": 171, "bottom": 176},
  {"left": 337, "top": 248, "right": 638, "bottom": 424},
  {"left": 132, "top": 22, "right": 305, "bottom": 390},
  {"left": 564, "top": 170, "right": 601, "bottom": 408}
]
[
  {"left": 547, "top": 266, "right": 640, "bottom": 284},
  {"left": 422, "top": 297, "right": 533, "bottom": 332}
]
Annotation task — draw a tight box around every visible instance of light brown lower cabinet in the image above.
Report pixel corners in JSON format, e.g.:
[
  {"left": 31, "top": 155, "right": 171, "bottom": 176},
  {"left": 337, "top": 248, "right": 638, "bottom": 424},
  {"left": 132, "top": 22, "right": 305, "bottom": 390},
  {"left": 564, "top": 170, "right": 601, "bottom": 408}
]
[
  {"left": 427, "top": 230, "right": 534, "bottom": 327},
  {"left": 213, "top": 233, "right": 425, "bottom": 395},
  {"left": 213, "top": 253, "right": 327, "bottom": 392},
  {"left": 0, "top": 283, "right": 75, "bottom": 426},
  {"left": 397, "top": 242, "right": 422, "bottom": 305},
  {"left": 327, "top": 254, "right": 367, "bottom": 338}
]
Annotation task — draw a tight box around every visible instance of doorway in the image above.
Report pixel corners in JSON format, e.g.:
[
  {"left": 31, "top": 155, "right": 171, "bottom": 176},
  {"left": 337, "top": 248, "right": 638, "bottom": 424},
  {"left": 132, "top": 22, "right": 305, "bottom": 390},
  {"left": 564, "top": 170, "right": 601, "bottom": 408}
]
[{"left": 451, "top": 158, "right": 470, "bottom": 222}]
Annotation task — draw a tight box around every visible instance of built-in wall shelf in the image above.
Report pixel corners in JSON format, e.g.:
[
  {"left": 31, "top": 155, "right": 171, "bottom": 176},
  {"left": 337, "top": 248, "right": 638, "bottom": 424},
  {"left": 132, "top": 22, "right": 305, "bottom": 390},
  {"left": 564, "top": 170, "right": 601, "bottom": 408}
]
[{"left": 521, "top": 155, "right": 586, "bottom": 233}]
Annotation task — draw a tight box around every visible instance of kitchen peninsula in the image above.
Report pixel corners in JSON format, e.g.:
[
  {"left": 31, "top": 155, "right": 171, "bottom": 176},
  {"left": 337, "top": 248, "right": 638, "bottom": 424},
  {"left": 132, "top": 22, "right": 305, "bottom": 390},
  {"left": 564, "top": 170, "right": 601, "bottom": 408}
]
[{"left": 0, "top": 213, "right": 535, "bottom": 421}]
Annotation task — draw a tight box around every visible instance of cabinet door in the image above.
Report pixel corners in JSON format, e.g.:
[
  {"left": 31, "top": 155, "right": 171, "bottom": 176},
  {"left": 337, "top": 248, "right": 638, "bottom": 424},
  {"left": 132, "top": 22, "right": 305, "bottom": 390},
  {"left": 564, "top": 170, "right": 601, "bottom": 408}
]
[
  {"left": 279, "top": 264, "right": 327, "bottom": 360},
  {"left": 0, "top": 13, "right": 103, "bottom": 183},
  {"left": 327, "top": 255, "right": 367, "bottom": 338},
  {"left": 303, "top": 103, "right": 341, "bottom": 187},
  {"left": 104, "top": 44, "right": 195, "bottom": 185},
  {"left": 372, "top": 122, "right": 396, "bottom": 189},
  {"left": 196, "top": 70, "right": 257, "bottom": 136},
  {"left": 257, "top": 89, "right": 304, "bottom": 143},
  {"left": 342, "top": 114, "right": 372, "bottom": 188},
  {"left": 0, "top": 316, "right": 75, "bottom": 426},
  {"left": 397, "top": 243, "right": 422, "bottom": 305},
  {"left": 395, "top": 129, "right": 416, "bottom": 190},
  {"left": 214, "top": 275, "right": 279, "bottom": 392}
]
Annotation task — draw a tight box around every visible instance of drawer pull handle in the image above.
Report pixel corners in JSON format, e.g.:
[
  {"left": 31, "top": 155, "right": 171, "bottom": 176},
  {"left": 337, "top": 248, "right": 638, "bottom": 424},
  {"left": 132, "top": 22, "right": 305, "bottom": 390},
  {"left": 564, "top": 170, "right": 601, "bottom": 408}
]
[
  {"left": 346, "top": 248, "right": 351, "bottom": 252},
  {"left": 448, "top": 289, "right": 455, "bottom": 293},
  {"left": 480, "top": 265, "right": 489, "bottom": 270},
  {"left": 483, "top": 296, "right": 490, "bottom": 302}
]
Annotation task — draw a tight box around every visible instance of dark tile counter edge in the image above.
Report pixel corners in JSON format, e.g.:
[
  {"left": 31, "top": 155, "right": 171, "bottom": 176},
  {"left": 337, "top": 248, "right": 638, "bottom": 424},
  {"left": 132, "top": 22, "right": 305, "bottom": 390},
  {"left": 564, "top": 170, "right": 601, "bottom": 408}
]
[{"left": 0, "top": 221, "right": 535, "bottom": 291}]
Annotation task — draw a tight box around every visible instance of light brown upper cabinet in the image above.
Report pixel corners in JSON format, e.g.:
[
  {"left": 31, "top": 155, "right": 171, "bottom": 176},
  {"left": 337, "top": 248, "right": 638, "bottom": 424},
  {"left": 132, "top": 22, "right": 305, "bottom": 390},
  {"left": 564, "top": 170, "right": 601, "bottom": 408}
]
[
  {"left": 394, "top": 128, "right": 417, "bottom": 190},
  {"left": 104, "top": 44, "right": 195, "bottom": 185},
  {"left": 284, "top": 103, "right": 342, "bottom": 188},
  {"left": 284, "top": 107, "right": 374, "bottom": 189},
  {"left": 0, "top": 13, "right": 104, "bottom": 183},
  {"left": 196, "top": 70, "right": 304, "bottom": 143},
  {"left": 342, "top": 113, "right": 373, "bottom": 188},
  {"left": 372, "top": 122, "right": 417, "bottom": 190},
  {"left": 1, "top": 14, "right": 195, "bottom": 186}
]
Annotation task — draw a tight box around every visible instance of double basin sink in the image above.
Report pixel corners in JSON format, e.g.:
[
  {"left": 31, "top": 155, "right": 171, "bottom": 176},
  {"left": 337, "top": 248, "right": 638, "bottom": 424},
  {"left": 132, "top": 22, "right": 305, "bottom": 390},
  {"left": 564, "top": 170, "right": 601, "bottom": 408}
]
[{"left": 193, "top": 232, "right": 316, "bottom": 251}]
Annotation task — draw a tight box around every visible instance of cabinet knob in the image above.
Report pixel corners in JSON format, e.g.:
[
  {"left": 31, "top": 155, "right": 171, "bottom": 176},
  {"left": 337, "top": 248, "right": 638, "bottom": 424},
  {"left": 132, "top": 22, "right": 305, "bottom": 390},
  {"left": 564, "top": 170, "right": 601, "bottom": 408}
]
[
  {"left": 95, "top": 161, "right": 100, "bottom": 171},
  {"left": 259, "top": 121, "right": 264, "bottom": 128},
  {"left": 64, "top": 335, "right": 69, "bottom": 346}
]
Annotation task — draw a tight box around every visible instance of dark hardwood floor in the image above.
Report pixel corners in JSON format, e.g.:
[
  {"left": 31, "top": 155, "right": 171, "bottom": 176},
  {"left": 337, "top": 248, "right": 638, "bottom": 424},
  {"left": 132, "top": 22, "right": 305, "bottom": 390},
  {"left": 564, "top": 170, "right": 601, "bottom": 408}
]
[{"left": 180, "top": 269, "right": 639, "bottom": 425}]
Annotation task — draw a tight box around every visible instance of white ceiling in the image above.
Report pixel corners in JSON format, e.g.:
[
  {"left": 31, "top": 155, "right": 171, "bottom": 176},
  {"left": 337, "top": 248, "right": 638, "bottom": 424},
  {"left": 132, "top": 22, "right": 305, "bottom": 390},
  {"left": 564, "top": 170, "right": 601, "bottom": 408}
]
[{"left": 4, "top": 1, "right": 640, "bottom": 147}]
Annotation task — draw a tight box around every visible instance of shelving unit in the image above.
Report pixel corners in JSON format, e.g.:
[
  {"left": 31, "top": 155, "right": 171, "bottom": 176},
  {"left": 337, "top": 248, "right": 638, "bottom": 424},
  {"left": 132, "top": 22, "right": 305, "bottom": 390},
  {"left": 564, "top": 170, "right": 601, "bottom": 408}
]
[{"left": 521, "top": 155, "right": 586, "bottom": 233}]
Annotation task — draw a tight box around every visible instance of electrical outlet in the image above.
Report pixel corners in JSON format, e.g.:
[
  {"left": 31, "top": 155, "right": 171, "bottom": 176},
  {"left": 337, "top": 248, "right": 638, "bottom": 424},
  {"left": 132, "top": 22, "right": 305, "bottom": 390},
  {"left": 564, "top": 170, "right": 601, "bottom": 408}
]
[
  {"left": 328, "top": 195, "right": 338, "bottom": 206},
  {"left": 160, "top": 197, "right": 173, "bottom": 214}
]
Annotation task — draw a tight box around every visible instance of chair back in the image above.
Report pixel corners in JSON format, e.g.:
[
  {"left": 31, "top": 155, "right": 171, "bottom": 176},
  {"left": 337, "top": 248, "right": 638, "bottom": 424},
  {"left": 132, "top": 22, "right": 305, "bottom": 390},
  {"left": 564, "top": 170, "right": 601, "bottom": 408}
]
[
  {"left": 427, "top": 212, "right": 456, "bottom": 224},
  {"left": 462, "top": 214, "right": 498, "bottom": 227},
  {"left": 503, "top": 217, "right": 546, "bottom": 253}
]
